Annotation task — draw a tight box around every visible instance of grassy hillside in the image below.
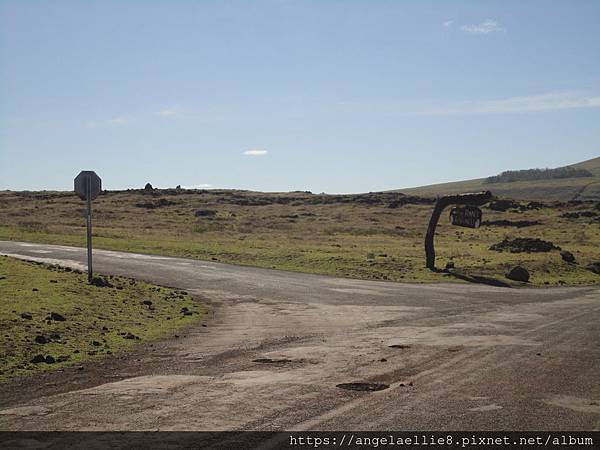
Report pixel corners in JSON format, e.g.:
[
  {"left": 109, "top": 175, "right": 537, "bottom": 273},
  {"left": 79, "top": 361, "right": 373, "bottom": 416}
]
[
  {"left": 572, "top": 156, "right": 600, "bottom": 176},
  {"left": 0, "top": 189, "right": 598, "bottom": 286},
  {"left": 399, "top": 157, "right": 600, "bottom": 201}
]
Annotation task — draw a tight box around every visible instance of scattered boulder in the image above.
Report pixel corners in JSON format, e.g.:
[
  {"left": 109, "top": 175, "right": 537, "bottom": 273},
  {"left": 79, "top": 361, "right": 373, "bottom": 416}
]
[
  {"left": 488, "top": 199, "right": 519, "bottom": 212},
  {"left": 561, "top": 210, "right": 598, "bottom": 219},
  {"left": 20, "top": 312, "right": 33, "bottom": 320},
  {"left": 30, "top": 354, "right": 45, "bottom": 364},
  {"left": 34, "top": 335, "right": 49, "bottom": 344},
  {"left": 135, "top": 202, "right": 156, "bottom": 209},
  {"left": 587, "top": 262, "right": 600, "bottom": 275},
  {"left": 506, "top": 266, "right": 530, "bottom": 282},
  {"left": 180, "top": 306, "right": 193, "bottom": 316},
  {"left": 487, "top": 199, "right": 544, "bottom": 212},
  {"left": 194, "top": 209, "right": 217, "bottom": 218},
  {"left": 527, "top": 201, "right": 545, "bottom": 209},
  {"left": 561, "top": 212, "right": 579, "bottom": 219},
  {"left": 91, "top": 277, "right": 113, "bottom": 288},
  {"left": 560, "top": 250, "right": 576, "bottom": 263},
  {"left": 48, "top": 312, "right": 66, "bottom": 322},
  {"left": 135, "top": 198, "right": 176, "bottom": 209},
  {"left": 490, "top": 238, "right": 560, "bottom": 253}
]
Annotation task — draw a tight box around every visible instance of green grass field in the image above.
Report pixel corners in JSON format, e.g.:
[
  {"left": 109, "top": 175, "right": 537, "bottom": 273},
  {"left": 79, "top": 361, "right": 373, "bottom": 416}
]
[
  {"left": 0, "top": 188, "right": 599, "bottom": 287},
  {"left": 0, "top": 256, "right": 205, "bottom": 382}
]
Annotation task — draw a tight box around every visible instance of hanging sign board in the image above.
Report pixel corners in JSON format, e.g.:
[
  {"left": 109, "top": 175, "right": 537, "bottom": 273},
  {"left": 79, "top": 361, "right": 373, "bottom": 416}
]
[{"left": 449, "top": 205, "right": 482, "bottom": 229}]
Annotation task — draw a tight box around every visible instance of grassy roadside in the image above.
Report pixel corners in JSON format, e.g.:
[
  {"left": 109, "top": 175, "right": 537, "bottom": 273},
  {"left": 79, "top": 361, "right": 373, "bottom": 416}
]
[
  {"left": 0, "top": 189, "right": 599, "bottom": 286},
  {"left": 0, "top": 255, "right": 205, "bottom": 382}
]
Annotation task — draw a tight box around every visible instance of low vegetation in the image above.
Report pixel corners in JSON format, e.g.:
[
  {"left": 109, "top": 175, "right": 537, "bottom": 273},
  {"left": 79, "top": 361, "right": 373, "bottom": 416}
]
[
  {"left": 485, "top": 166, "right": 592, "bottom": 184},
  {"left": 0, "top": 188, "right": 599, "bottom": 287},
  {"left": 0, "top": 256, "right": 205, "bottom": 382}
]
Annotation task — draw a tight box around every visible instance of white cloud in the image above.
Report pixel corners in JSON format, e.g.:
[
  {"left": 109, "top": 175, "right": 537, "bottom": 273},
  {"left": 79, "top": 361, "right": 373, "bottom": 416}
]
[
  {"left": 156, "top": 106, "right": 180, "bottom": 117},
  {"left": 106, "top": 115, "right": 129, "bottom": 125},
  {"left": 461, "top": 19, "right": 504, "bottom": 34},
  {"left": 85, "top": 116, "right": 129, "bottom": 128},
  {"left": 154, "top": 105, "right": 211, "bottom": 122},
  {"left": 243, "top": 149, "right": 268, "bottom": 156},
  {"left": 419, "top": 92, "right": 600, "bottom": 116},
  {"left": 443, "top": 20, "right": 454, "bottom": 28}
]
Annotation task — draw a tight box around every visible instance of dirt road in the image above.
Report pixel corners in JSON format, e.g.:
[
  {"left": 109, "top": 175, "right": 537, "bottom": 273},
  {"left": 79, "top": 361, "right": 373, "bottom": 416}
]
[{"left": 0, "top": 241, "right": 598, "bottom": 431}]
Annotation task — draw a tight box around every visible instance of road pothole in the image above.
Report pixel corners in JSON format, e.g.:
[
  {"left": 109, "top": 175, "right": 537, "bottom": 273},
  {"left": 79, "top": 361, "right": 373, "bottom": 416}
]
[
  {"left": 389, "top": 344, "right": 411, "bottom": 349},
  {"left": 252, "top": 358, "right": 293, "bottom": 364},
  {"left": 336, "top": 383, "right": 389, "bottom": 392}
]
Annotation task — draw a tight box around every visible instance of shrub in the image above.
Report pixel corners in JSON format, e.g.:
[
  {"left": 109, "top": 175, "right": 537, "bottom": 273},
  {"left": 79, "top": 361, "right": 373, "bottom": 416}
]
[{"left": 484, "top": 166, "right": 592, "bottom": 184}]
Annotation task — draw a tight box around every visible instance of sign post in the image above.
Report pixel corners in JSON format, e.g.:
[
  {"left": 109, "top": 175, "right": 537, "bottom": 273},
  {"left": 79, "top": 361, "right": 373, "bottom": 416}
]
[
  {"left": 74, "top": 171, "right": 102, "bottom": 283},
  {"left": 424, "top": 191, "right": 491, "bottom": 271}
]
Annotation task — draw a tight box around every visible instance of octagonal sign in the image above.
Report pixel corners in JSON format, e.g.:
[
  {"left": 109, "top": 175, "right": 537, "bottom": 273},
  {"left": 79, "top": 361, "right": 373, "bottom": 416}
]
[{"left": 74, "top": 171, "right": 102, "bottom": 201}]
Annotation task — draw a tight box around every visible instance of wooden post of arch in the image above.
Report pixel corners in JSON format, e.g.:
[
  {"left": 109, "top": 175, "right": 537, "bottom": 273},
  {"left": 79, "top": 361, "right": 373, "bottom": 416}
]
[{"left": 425, "top": 191, "right": 492, "bottom": 271}]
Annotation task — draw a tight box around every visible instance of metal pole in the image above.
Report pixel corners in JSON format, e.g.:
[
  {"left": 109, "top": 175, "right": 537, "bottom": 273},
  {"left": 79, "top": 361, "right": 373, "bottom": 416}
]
[{"left": 86, "top": 176, "right": 93, "bottom": 283}]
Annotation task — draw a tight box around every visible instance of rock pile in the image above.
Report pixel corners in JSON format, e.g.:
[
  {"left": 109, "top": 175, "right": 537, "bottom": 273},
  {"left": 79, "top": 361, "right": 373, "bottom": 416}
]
[
  {"left": 482, "top": 219, "right": 540, "bottom": 228},
  {"left": 487, "top": 200, "right": 544, "bottom": 212},
  {"left": 490, "top": 238, "right": 560, "bottom": 253},
  {"left": 560, "top": 211, "right": 598, "bottom": 219}
]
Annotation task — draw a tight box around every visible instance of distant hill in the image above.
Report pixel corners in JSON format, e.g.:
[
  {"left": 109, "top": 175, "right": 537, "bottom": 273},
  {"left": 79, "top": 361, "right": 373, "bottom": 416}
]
[{"left": 398, "top": 156, "right": 600, "bottom": 201}]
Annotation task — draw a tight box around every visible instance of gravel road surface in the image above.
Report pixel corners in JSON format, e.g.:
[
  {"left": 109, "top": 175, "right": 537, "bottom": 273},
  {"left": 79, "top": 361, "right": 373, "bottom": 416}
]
[{"left": 0, "top": 241, "right": 598, "bottom": 431}]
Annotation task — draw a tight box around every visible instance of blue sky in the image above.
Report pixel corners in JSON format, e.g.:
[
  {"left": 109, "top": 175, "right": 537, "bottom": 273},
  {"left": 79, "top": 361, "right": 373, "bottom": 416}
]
[{"left": 1, "top": 0, "right": 599, "bottom": 193}]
